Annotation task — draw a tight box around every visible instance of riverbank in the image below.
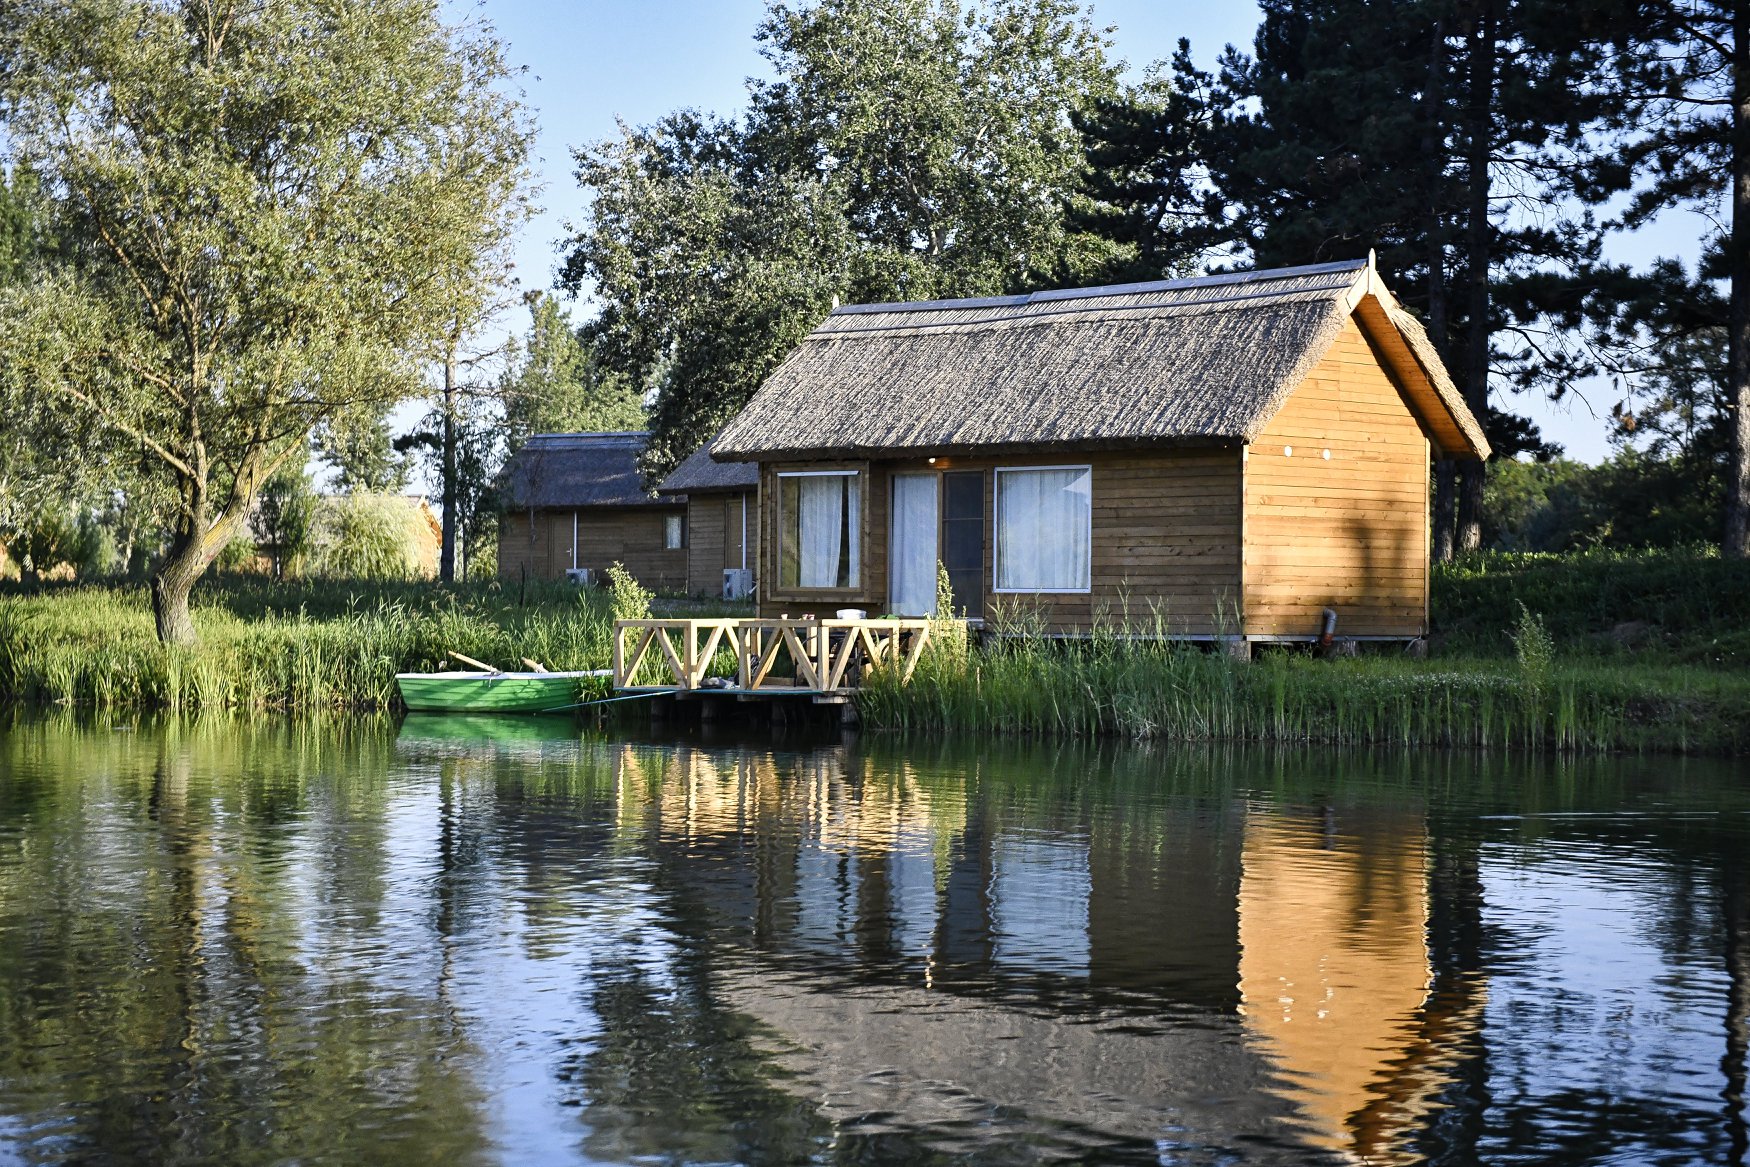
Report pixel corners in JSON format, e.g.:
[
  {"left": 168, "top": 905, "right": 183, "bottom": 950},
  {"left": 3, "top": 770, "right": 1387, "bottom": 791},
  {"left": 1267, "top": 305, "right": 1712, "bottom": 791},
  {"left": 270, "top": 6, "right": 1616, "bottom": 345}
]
[
  {"left": 859, "top": 548, "right": 1750, "bottom": 753},
  {"left": 0, "top": 579, "right": 631, "bottom": 711},
  {"left": 4, "top": 549, "right": 1748, "bottom": 753},
  {"left": 855, "top": 634, "right": 1750, "bottom": 753}
]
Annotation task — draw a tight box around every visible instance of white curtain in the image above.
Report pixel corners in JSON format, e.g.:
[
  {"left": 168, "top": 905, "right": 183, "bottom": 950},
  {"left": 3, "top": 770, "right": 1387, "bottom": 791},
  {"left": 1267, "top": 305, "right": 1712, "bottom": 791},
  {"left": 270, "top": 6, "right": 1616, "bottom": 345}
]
[
  {"left": 793, "top": 474, "right": 860, "bottom": 588},
  {"left": 889, "top": 474, "right": 938, "bottom": 615},
  {"left": 997, "top": 467, "right": 1091, "bottom": 590}
]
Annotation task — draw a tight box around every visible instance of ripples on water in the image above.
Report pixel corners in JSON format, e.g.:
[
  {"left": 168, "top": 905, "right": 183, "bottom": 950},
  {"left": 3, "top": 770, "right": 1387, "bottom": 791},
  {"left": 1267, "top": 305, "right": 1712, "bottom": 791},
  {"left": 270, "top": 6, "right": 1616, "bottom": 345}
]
[{"left": 0, "top": 712, "right": 1746, "bottom": 1165}]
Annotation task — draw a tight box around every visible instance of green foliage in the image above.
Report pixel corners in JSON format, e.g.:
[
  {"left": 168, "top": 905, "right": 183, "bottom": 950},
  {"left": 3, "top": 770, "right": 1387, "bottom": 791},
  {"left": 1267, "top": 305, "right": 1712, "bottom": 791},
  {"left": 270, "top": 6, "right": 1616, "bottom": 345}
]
[
  {"left": 214, "top": 537, "right": 260, "bottom": 575},
  {"left": 1512, "top": 602, "right": 1554, "bottom": 696},
  {"left": 1070, "top": 41, "right": 1223, "bottom": 283},
  {"left": 925, "top": 561, "right": 969, "bottom": 670},
  {"left": 315, "top": 410, "right": 410, "bottom": 495},
  {"left": 1483, "top": 453, "right": 1724, "bottom": 551},
  {"left": 0, "top": 0, "right": 532, "bottom": 640},
  {"left": 251, "top": 464, "right": 318, "bottom": 579},
  {"left": 604, "top": 561, "right": 653, "bottom": 624},
  {"left": 500, "top": 294, "right": 645, "bottom": 449},
  {"left": 306, "top": 496, "right": 428, "bottom": 582},
  {"left": 563, "top": 0, "right": 1123, "bottom": 478},
  {"left": 1433, "top": 547, "right": 1750, "bottom": 666},
  {"left": 0, "top": 579, "right": 623, "bottom": 712},
  {"left": 12, "top": 502, "right": 109, "bottom": 582}
]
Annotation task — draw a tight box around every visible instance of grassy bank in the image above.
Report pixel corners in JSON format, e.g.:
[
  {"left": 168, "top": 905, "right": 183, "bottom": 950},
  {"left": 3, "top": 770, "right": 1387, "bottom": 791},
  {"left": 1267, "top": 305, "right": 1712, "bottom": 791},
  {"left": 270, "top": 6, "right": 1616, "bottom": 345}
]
[
  {"left": 857, "top": 631, "right": 1750, "bottom": 754},
  {"left": 4, "top": 549, "right": 1748, "bottom": 753},
  {"left": 859, "top": 548, "right": 1750, "bottom": 753},
  {"left": 0, "top": 578, "right": 627, "bottom": 711}
]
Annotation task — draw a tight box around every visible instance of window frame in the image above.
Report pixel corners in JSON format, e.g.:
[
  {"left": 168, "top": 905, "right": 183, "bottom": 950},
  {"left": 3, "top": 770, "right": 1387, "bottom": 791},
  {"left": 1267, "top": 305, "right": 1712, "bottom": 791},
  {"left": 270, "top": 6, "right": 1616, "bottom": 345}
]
[
  {"left": 774, "top": 466, "right": 866, "bottom": 595},
  {"left": 991, "top": 464, "right": 1093, "bottom": 595},
  {"left": 663, "top": 512, "right": 685, "bottom": 551}
]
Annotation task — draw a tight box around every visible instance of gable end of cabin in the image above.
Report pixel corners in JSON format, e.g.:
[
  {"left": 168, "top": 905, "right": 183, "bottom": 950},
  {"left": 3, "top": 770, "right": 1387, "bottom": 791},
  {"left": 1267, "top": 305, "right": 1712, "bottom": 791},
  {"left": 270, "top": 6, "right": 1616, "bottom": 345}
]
[{"left": 1241, "top": 317, "right": 1433, "bottom": 639}]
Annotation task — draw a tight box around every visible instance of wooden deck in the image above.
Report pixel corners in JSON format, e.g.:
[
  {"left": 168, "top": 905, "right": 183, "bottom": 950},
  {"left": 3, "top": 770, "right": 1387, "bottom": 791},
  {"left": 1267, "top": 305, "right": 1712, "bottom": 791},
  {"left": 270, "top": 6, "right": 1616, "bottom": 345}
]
[{"left": 612, "top": 617, "right": 937, "bottom": 703}]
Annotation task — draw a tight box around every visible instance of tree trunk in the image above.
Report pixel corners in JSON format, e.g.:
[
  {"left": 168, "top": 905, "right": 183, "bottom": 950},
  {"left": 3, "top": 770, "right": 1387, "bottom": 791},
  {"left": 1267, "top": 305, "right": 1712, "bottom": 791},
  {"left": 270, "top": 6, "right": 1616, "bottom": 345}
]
[
  {"left": 440, "top": 347, "right": 458, "bottom": 583},
  {"left": 1726, "top": 0, "right": 1750, "bottom": 557},
  {"left": 1433, "top": 461, "right": 1458, "bottom": 561},
  {"left": 149, "top": 488, "right": 251, "bottom": 646},
  {"left": 1456, "top": 2, "right": 1496, "bottom": 555},
  {"left": 151, "top": 536, "right": 205, "bottom": 647},
  {"left": 1426, "top": 14, "right": 1458, "bottom": 565}
]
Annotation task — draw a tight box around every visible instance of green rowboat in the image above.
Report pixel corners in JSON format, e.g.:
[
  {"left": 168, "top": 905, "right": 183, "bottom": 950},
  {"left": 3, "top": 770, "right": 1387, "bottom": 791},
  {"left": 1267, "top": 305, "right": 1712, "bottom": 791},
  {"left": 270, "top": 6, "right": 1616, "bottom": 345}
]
[{"left": 394, "top": 670, "right": 610, "bottom": 714}]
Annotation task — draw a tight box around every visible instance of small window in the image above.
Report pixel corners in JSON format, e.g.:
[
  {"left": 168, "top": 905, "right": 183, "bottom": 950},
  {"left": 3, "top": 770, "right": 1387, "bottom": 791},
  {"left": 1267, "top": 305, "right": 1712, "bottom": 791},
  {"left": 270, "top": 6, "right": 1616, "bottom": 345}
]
[
  {"left": 664, "top": 513, "right": 685, "bottom": 550},
  {"left": 994, "top": 466, "right": 1091, "bottom": 592},
  {"left": 779, "top": 470, "right": 861, "bottom": 589}
]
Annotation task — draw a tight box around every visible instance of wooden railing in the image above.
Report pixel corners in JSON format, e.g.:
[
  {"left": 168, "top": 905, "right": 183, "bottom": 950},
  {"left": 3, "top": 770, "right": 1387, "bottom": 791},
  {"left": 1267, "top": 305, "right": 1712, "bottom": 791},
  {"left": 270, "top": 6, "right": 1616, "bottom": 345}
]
[{"left": 612, "top": 617, "right": 937, "bottom": 693}]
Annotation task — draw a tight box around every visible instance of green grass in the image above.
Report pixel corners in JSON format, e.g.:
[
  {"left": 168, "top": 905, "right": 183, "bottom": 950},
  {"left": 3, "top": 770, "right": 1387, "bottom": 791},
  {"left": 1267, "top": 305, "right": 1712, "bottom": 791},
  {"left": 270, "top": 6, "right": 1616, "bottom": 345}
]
[
  {"left": 0, "top": 578, "right": 634, "bottom": 712},
  {"left": 4, "top": 549, "right": 1747, "bottom": 753},
  {"left": 859, "top": 547, "right": 1750, "bottom": 754},
  {"left": 857, "top": 633, "right": 1750, "bottom": 754}
]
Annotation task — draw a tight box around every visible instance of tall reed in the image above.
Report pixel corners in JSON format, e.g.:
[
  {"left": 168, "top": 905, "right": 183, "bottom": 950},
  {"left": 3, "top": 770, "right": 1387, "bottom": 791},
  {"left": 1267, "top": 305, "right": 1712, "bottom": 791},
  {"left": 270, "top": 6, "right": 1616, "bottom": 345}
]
[
  {"left": 0, "top": 580, "right": 626, "bottom": 712},
  {"left": 859, "top": 615, "right": 1750, "bottom": 755}
]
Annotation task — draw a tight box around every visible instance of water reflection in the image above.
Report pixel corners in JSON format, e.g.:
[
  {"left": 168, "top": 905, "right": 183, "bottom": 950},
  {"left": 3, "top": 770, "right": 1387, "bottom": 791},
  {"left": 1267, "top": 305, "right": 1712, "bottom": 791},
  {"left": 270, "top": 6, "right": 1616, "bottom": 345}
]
[{"left": 0, "top": 712, "right": 1747, "bottom": 1164}]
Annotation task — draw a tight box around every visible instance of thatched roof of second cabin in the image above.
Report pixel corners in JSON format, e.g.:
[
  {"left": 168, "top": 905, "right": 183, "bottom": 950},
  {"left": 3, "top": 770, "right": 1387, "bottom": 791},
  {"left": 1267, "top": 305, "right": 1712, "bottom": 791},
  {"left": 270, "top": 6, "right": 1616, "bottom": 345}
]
[
  {"left": 500, "top": 433, "right": 677, "bottom": 509},
  {"left": 712, "top": 259, "right": 1489, "bottom": 463},
  {"left": 656, "top": 434, "right": 760, "bottom": 496}
]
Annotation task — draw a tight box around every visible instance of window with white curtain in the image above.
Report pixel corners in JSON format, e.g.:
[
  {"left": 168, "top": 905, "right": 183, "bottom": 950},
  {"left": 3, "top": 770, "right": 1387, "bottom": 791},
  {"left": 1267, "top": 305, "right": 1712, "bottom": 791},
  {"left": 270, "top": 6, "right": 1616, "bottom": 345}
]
[
  {"left": 994, "top": 466, "right": 1091, "bottom": 592},
  {"left": 779, "top": 471, "right": 861, "bottom": 589}
]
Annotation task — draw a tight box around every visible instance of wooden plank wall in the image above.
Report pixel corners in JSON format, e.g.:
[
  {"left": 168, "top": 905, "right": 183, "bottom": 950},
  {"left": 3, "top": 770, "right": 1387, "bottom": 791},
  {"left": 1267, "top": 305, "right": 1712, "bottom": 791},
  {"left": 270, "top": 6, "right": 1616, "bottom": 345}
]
[
  {"left": 495, "top": 506, "right": 688, "bottom": 593},
  {"left": 683, "top": 491, "right": 757, "bottom": 597},
  {"left": 1242, "top": 320, "right": 1431, "bottom": 637},
  {"left": 757, "top": 451, "right": 1243, "bottom": 635}
]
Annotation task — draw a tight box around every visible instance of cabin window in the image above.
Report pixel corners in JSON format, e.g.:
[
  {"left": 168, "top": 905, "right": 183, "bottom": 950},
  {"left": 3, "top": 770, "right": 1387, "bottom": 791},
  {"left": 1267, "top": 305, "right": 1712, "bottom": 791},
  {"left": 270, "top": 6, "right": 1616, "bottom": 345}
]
[
  {"left": 994, "top": 466, "right": 1091, "bottom": 592},
  {"left": 664, "top": 513, "right": 685, "bottom": 550},
  {"left": 778, "top": 470, "right": 861, "bottom": 589}
]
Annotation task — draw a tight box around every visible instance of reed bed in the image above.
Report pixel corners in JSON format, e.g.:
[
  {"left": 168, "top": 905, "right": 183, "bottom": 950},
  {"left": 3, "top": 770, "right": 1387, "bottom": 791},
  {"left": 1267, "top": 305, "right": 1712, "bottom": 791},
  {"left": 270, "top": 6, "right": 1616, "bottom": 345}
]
[
  {"left": 0, "top": 580, "right": 621, "bottom": 712},
  {"left": 858, "top": 621, "right": 1750, "bottom": 755}
]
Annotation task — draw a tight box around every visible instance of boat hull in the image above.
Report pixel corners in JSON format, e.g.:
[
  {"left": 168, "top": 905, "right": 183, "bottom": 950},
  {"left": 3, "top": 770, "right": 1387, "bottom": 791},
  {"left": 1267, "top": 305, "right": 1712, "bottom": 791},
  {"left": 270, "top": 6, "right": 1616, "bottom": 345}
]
[{"left": 394, "top": 671, "right": 605, "bottom": 714}]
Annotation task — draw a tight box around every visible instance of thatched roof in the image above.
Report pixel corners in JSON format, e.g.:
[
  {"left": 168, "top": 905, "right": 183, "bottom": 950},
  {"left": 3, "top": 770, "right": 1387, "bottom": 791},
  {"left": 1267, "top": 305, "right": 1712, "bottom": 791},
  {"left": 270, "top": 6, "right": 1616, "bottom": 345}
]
[
  {"left": 655, "top": 433, "right": 760, "bottom": 496},
  {"left": 499, "top": 433, "right": 678, "bottom": 510},
  {"left": 712, "top": 259, "right": 1490, "bottom": 463}
]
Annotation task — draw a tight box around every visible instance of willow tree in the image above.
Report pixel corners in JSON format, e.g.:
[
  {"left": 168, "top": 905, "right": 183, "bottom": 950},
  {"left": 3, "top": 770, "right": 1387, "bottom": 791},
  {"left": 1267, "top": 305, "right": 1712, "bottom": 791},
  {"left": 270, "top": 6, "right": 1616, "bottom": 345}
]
[{"left": 0, "top": 0, "right": 530, "bottom": 641}]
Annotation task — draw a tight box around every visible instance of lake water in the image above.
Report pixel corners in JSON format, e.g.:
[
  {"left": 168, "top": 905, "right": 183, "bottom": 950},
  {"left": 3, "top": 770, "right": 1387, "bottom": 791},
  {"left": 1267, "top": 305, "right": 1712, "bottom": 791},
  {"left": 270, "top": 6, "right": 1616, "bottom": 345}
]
[{"left": 0, "top": 712, "right": 1746, "bottom": 1166}]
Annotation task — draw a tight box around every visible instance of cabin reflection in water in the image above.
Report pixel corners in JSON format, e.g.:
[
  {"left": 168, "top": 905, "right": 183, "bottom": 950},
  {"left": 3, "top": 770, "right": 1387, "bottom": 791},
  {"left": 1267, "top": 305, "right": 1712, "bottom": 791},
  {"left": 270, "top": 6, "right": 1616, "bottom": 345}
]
[
  {"left": 600, "top": 741, "right": 1483, "bottom": 1161},
  {"left": 1238, "top": 812, "right": 1484, "bottom": 1163}
]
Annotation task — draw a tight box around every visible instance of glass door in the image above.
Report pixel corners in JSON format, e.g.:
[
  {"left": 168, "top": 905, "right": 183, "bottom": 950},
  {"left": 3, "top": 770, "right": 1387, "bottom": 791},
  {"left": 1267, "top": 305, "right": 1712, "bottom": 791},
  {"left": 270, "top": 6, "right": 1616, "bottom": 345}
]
[{"left": 889, "top": 474, "right": 939, "bottom": 615}]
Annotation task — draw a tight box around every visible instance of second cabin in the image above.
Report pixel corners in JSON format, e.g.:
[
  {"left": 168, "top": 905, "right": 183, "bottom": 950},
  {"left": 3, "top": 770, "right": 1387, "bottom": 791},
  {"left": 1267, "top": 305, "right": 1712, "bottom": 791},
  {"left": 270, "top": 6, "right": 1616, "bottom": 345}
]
[
  {"left": 710, "top": 258, "right": 1491, "bottom": 644},
  {"left": 655, "top": 435, "right": 761, "bottom": 600},
  {"left": 497, "top": 432, "right": 688, "bottom": 591}
]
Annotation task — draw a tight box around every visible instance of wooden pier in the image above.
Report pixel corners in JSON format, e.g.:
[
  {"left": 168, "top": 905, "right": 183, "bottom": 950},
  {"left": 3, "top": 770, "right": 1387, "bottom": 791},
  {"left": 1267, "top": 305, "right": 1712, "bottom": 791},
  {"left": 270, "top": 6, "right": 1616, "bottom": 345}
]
[{"left": 612, "top": 617, "right": 938, "bottom": 704}]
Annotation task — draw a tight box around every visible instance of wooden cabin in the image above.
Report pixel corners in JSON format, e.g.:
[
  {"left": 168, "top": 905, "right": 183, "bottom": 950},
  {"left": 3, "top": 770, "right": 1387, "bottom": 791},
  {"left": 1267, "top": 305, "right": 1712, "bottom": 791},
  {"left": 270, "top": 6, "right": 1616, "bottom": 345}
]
[
  {"left": 496, "top": 432, "right": 687, "bottom": 591},
  {"left": 709, "top": 258, "right": 1490, "bottom": 643},
  {"left": 655, "top": 435, "right": 761, "bottom": 600}
]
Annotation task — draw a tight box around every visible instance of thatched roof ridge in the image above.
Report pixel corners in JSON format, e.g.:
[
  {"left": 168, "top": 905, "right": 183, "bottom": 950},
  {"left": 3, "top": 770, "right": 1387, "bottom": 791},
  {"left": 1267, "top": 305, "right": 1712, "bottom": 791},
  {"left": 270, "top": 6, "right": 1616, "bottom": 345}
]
[
  {"left": 712, "top": 259, "right": 1490, "bottom": 462},
  {"left": 500, "top": 432, "right": 680, "bottom": 510},
  {"left": 656, "top": 434, "right": 760, "bottom": 495}
]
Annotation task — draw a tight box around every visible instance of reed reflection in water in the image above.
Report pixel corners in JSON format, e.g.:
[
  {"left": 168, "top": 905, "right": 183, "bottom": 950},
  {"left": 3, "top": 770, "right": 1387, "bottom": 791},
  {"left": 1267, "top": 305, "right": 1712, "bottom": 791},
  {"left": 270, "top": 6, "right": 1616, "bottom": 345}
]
[{"left": 0, "top": 712, "right": 1746, "bottom": 1165}]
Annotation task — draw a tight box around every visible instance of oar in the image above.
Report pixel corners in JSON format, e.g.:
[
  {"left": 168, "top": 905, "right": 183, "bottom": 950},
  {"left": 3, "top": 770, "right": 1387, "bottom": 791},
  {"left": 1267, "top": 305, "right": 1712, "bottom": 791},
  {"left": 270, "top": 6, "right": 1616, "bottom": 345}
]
[{"left": 448, "top": 650, "right": 498, "bottom": 673}]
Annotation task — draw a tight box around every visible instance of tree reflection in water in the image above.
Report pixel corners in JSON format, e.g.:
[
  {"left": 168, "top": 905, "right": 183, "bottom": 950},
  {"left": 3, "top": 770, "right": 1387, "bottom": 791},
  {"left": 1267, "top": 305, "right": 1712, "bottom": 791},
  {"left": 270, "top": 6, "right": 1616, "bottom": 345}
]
[{"left": 0, "top": 711, "right": 1745, "bottom": 1165}]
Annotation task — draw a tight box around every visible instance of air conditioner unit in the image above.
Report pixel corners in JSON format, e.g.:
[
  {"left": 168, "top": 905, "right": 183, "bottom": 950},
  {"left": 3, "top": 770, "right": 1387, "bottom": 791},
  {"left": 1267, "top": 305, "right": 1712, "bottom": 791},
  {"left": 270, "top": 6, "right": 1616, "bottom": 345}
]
[
  {"left": 565, "top": 567, "right": 595, "bottom": 586},
  {"left": 722, "top": 568, "right": 753, "bottom": 601}
]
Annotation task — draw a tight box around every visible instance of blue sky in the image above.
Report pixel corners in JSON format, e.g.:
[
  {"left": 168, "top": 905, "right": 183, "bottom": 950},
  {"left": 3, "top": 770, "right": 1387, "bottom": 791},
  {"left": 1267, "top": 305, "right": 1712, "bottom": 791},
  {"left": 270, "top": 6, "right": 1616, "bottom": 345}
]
[{"left": 470, "top": 0, "right": 1714, "bottom": 464}]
